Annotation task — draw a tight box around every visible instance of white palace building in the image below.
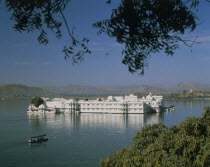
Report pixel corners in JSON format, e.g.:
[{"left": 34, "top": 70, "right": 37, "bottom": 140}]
[{"left": 28, "top": 93, "right": 164, "bottom": 114}]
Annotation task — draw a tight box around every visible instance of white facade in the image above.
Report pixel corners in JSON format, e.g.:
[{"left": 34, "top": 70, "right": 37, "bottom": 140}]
[{"left": 28, "top": 93, "right": 163, "bottom": 114}]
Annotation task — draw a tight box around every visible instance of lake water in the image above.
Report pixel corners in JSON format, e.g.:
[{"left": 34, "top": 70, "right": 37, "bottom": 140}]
[{"left": 0, "top": 99, "right": 209, "bottom": 167}]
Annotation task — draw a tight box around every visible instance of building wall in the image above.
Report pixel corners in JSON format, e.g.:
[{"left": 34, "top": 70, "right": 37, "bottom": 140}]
[{"left": 29, "top": 94, "right": 164, "bottom": 114}]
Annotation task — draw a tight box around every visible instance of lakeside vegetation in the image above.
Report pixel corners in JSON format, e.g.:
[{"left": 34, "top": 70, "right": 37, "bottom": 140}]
[
  {"left": 163, "top": 90, "right": 210, "bottom": 100},
  {"left": 135, "top": 90, "right": 210, "bottom": 100},
  {"left": 31, "top": 97, "right": 44, "bottom": 107},
  {"left": 100, "top": 107, "right": 210, "bottom": 167}
]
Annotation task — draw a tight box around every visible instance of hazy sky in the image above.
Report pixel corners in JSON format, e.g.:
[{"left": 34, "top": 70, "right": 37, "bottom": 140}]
[{"left": 1, "top": 0, "right": 210, "bottom": 86}]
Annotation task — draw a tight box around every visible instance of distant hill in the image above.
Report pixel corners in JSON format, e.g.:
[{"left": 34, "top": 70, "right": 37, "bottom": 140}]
[
  {"left": 43, "top": 84, "right": 113, "bottom": 96},
  {"left": 43, "top": 84, "right": 168, "bottom": 96},
  {"left": 165, "top": 82, "right": 210, "bottom": 92},
  {"left": 1, "top": 83, "right": 210, "bottom": 98},
  {"left": 0, "top": 84, "right": 56, "bottom": 98},
  {"left": 0, "top": 84, "right": 167, "bottom": 98},
  {"left": 97, "top": 85, "right": 168, "bottom": 94}
]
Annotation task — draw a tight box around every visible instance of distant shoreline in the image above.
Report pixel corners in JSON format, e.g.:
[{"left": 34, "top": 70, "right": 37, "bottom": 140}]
[
  {"left": 1, "top": 84, "right": 210, "bottom": 101},
  {"left": 1, "top": 96, "right": 210, "bottom": 101},
  {"left": 164, "top": 97, "right": 210, "bottom": 100}
]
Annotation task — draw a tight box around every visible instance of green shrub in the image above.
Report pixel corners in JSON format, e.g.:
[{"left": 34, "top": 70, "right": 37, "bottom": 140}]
[
  {"left": 31, "top": 97, "right": 44, "bottom": 107},
  {"left": 101, "top": 107, "right": 210, "bottom": 167}
]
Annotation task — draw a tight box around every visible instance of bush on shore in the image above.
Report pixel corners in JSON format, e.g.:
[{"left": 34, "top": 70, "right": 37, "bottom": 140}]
[
  {"left": 101, "top": 107, "right": 210, "bottom": 167},
  {"left": 31, "top": 97, "right": 44, "bottom": 107}
]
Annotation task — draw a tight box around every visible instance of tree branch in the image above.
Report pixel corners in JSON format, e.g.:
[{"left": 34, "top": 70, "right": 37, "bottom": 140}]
[{"left": 59, "top": 6, "right": 78, "bottom": 43}]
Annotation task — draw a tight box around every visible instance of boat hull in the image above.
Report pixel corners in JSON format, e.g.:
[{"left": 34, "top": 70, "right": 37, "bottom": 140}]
[{"left": 28, "top": 138, "right": 48, "bottom": 143}]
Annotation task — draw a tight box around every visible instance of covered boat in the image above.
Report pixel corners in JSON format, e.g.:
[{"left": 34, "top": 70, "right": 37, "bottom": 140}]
[{"left": 28, "top": 134, "right": 48, "bottom": 143}]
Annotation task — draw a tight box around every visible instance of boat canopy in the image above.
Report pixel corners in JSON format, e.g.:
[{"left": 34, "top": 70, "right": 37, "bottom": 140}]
[{"left": 30, "top": 134, "right": 47, "bottom": 138}]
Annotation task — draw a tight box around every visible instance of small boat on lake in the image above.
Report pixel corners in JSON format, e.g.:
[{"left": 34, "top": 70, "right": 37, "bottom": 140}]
[
  {"left": 28, "top": 134, "right": 48, "bottom": 143},
  {"left": 164, "top": 105, "right": 175, "bottom": 111}
]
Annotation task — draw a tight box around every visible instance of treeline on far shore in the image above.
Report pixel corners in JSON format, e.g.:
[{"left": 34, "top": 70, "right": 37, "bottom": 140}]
[
  {"left": 135, "top": 90, "right": 210, "bottom": 100},
  {"left": 1, "top": 87, "right": 210, "bottom": 101},
  {"left": 164, "top": 90, "right": 210, "bottom": 100}
]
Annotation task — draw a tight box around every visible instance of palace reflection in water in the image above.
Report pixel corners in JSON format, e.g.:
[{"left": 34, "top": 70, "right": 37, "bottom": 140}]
[
  {"left": 2, "top": 99, "right": 209, "bottom": 167},
  {"left": 27, "top": 112, "right": 164, "bottom": 131}
]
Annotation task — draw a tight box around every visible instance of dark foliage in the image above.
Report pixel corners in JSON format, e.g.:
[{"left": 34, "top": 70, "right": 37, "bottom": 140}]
[
  {"left": 94, "top": 0, "right": 198, "bottom": 74},
  {"left": 31, "top": 97, "right": 44, "bottom": 107},
  {"left": 2, "top": 0, "right": 210, "bottom": 74},
  {"left": 100, "top": 107, "right": 210, "bottom": 167},
  {"left": 4, "top": 0, "right": 91, "bottom": 64}
]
